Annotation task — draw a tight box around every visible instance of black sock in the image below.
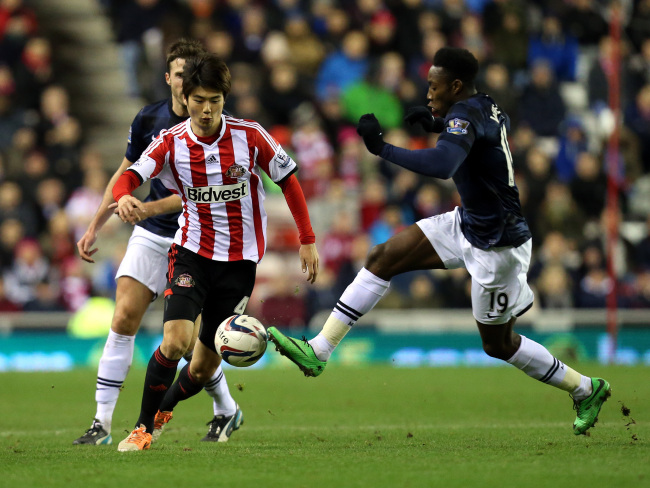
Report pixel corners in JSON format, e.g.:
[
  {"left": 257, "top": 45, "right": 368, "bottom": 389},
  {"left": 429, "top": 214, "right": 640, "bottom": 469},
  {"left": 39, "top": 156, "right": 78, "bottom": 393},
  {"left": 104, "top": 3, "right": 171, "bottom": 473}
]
[
  {"left": 136, "top": 347, "right": 179, "bottom": 433},
  {"left": 159, "top": 363, "right": 205, "bottom": 412}
]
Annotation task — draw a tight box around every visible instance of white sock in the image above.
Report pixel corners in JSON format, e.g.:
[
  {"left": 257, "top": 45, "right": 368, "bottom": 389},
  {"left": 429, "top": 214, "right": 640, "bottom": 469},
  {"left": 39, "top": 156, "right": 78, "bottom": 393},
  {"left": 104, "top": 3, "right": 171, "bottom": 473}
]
[
  {"left": 507, "top": 335, "right": 592, "bottom": 399},
  {"left": 204, "top": 364, "right": 237, "bottom": 417},
  {"left": 94, "top": 331, "right": 135, "bottom": 432},
  {"left": 309, "top": 268, "right": 390, "bottom": 361}
]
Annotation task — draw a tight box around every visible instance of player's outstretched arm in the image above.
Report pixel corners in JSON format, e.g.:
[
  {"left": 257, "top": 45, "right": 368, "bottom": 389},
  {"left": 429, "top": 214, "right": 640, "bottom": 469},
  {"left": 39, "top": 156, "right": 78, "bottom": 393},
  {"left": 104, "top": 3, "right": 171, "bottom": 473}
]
[
  {"left": 77, "top": 156, "right": 135, "bottom": 263},
  {"left": 277, "top": 174, "right": 319, "bottom": 283}
]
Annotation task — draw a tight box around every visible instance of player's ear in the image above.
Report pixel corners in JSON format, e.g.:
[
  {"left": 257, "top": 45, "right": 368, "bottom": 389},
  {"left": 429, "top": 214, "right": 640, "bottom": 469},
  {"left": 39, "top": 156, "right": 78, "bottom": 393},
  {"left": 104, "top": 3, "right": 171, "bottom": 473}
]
[
  {"left": 451, "top": 79, "right": 463, "bottom": 95},
  {"left": 165, "top": 72, "right": 171, "bottom": 86}
]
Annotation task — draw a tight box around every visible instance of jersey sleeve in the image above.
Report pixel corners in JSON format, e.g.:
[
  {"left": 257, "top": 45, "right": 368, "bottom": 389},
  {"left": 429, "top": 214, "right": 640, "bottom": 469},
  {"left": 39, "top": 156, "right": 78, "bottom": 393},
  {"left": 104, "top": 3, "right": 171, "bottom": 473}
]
[
  {"left": 252, "top": 123, "right": 297, "bottom": 182},
  {"left": 125, "top": 109, "right": 147, "bottom": 162},
  {"left": 436, "top": 102, "right": 481, "bottom": 156},
  {"left": 127, "top": 131, "right": 179, "bottom": 193}
]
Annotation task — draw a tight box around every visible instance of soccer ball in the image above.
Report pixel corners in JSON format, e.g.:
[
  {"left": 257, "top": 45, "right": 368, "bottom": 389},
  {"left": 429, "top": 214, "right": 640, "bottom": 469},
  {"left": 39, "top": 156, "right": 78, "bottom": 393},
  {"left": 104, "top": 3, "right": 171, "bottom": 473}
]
[{"left": 214, "top": 314, "right": 267, "bottom": 367}]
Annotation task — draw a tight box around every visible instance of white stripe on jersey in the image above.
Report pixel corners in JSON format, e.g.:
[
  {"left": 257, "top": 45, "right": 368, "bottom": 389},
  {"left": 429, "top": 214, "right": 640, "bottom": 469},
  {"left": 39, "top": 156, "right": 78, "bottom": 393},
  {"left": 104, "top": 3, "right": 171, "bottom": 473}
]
[
  {"left": 127, "top": 116, "right": 295, "bottom": 263},
  {"left": 231, "top": 128, "right": 265, "bottom": 262}
]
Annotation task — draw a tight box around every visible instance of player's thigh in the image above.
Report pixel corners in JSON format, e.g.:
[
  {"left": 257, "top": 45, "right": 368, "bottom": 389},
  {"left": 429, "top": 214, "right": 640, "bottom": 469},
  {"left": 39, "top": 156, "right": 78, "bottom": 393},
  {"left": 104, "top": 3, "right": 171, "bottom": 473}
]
[
  {"left": 367, "top": 224, "right": 445, "bottom": 278},
  {"left": 115, "top": 227, "right": 172, "bottom": 299},
  {"left": 112, "top": 276, "right": 155, "bottom": 335},
  {"left": 468, "top": 240, "right": 534, "bottom": 325},
  {"left": 199, "top": 260, "right": 257, "bottom": 355},
  {"left": 163, "top": 244, "right": 209, "bottom": 325}
]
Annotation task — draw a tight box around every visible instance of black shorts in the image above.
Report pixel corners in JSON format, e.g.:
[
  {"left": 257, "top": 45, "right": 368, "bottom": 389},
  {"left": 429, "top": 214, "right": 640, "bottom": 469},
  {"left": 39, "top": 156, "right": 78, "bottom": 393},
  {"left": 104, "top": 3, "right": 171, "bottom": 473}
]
[{"left": 164, "top": 243, "right": 257, "bottom": 353}]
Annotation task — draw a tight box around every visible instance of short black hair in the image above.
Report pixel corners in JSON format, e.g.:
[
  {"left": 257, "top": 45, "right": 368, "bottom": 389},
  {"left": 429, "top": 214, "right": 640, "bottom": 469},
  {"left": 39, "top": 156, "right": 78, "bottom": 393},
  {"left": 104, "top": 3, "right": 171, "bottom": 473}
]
[
  {"left": 432, "top": 47, "right": 479, "bottom": 87},
  {"left": 182, "top": 54, "right": 231, "bottom": 99},
  {"left": 166, "top": 38, "right": 206, "bottom": 72}
]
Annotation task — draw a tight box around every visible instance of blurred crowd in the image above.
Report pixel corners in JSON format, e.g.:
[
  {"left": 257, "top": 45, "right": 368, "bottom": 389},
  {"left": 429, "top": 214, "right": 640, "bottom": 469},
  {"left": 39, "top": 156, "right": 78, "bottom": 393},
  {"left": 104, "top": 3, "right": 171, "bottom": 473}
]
[{"left": 1, "top": 0, "right": 650, "bottom": 328}]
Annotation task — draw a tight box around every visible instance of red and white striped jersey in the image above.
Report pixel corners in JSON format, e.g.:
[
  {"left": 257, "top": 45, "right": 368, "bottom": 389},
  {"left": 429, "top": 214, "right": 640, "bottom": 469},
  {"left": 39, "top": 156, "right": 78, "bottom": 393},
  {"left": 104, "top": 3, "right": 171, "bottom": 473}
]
[{"left": 127, "top": 115, "right": 297, "bottom": 262}]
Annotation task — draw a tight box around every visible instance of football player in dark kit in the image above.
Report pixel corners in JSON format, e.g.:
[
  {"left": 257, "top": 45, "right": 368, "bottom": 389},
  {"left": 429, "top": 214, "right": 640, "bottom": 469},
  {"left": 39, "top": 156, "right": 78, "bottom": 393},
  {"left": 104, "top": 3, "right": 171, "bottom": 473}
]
[{"left": 269, "top": 47, "right": 611, "bottom": 436}]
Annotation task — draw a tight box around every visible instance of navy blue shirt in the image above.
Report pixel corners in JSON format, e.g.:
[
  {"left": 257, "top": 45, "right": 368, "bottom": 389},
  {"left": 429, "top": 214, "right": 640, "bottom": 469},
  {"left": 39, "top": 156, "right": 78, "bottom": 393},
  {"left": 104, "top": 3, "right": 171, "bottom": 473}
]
[
  {"left": 125, "top": 98, "right": 186, "bottom": 238},
  {"left": 381, "top": 93, "right": 532, "bottom": 249}
]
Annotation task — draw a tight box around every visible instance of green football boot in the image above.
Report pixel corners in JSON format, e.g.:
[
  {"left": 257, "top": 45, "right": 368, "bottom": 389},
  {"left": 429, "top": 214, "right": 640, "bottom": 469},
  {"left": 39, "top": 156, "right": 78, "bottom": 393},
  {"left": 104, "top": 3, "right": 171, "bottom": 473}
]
[
  {"left": 267, "top": 327, "right": 327, "bottom": 377},
  {"left": 572, "top": 377, "right": 611, "bottom": 435}
]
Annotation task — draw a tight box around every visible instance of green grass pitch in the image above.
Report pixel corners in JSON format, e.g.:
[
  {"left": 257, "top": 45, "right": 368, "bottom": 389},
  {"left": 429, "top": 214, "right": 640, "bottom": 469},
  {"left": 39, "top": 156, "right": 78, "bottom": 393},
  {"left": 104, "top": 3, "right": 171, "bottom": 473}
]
[{"left": 0, "top": 364, "right": 647, "bottom": 488}]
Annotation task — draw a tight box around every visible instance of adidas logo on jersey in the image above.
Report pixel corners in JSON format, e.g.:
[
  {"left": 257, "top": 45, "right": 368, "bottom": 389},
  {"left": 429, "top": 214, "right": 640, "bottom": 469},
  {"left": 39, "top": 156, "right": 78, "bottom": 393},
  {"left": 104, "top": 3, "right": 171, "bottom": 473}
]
[
  {"left": 185, "top": 181, "right": 249, "bottom": 203},
  {"left": 206, "top": 154, "right": 218, "bottom": 164}
]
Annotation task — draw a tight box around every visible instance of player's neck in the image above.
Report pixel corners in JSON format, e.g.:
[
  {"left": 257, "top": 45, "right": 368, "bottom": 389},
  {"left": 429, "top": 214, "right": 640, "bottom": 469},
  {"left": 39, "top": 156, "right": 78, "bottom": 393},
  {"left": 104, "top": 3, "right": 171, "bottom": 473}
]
[
  {"left": 458, "top": 88, "right": 478, "bottom": 101},
  {"left": 171, "top": 97, "right": 189, "bottom": 118}
]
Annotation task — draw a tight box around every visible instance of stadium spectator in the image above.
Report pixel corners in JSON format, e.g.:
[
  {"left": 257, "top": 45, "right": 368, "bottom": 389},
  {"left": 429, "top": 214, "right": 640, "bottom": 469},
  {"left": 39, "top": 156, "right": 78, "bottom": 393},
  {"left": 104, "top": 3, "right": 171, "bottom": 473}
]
[
  {"left": 627, "top": 0, "right": 650, "bottom": 51},
  {"left": 261, "top": 63, "right": 309, "bottom": 126},
  {"left": 563, "top": 0, "right": 608, "bottom": 47},
  {"left": 0, "top": 274, "right": 20, "bottom": 311},
  {"left": 283, "top": 13, "right": 326, "bottom": 77},
  {"left": 341, "top": 52, "right": 405, "bottom": 130},
  {"left": 479, "top": 62, "right": 519, "bottom": 128},
  {"left": 554, "top": 116, "right": 589, "bottom": 183},
  {"left": 315, "top": 30, "right": 370, "bottom": 101},
  {"left": 3, "top": 237, "right": 50, "bottom": 306},
  {"left": 536, "top": 263, "right": 575, "bottom": 309},
  {"left": 587, "top": 35, "right": 632, "bottom": 111},
  {"left": 527, "top": 14, "right": 579, "bottom": 82},
  {"left": 289, "top": 102, "right": 335, "bottom": 199},
  {"left": 112, "top": 0, "right": 167, "bottom": 98},
  {"left": 488, "top": 9, "right": 528, "bottom": 74},
  {"left": 624, "top": 84, "right": 650, "bottom": 173},
  {"left": 518, "top": 59, "right": 566, "bottom": 137},
  {"left": 569, "top": 151, "right": 607, "bottom": 220}
]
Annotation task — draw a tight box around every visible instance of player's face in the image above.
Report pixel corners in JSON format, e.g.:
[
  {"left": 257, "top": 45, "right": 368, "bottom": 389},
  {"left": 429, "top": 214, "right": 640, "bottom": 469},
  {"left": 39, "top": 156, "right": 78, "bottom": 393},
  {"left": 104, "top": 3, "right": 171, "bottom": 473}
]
[
  {"left": 426, "top": 65, "right": 461, "bottom": 117},
  {"left": 185, "top": 86, "right": 225, "bottom": 137},
  {"left": 166, "top": 58, "right": 187, "bottom": 111}
]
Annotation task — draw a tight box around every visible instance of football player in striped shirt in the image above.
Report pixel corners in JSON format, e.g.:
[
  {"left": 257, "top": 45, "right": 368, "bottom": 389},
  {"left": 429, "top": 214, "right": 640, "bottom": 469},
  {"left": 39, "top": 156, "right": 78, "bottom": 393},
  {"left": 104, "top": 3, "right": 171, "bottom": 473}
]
[
  {"left": 73, "top": 40, "right": 243, "bottom": 446},
  {"left": 112, "top": 53, "right": 319, "bottom": 451},
  {"left": 268, "top": 47, "right": 611, "bottom": 436}
]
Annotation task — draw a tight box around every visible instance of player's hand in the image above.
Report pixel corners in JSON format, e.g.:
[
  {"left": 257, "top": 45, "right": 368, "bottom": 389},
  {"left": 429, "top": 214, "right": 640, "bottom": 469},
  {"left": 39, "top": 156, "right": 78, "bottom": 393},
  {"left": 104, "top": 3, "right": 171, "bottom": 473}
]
[
  {"left": 116, "top": 195, "right": 146, "bottom": 225},
  {"left": 299, "top": 243, "right": 319, "bottom": 284},
  {"left": 356, "top": 114, "right": 386, "bottom": 155},
  {"left": 404, "top": 106, "right": 445, "bottom": 133},
  {"left": 77, "top": 228, "right": 99, "bottom": 263}
]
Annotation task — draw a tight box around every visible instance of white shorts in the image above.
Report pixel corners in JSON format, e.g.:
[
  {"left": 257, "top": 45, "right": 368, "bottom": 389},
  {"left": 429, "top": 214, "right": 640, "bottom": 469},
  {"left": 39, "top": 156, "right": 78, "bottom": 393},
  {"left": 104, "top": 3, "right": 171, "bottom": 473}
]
[
  {"left": 115, "top": 226, "right": 174, "bottom": 299},
  {"left": 416, "top": 207, "right": 534, "bottom": 325}
]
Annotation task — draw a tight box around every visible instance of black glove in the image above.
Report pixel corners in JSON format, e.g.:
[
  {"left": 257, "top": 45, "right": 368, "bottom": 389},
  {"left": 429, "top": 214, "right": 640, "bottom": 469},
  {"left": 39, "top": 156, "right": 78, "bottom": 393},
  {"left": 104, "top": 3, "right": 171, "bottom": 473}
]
[
  {"left": 356, "top": 113, "right": 386, "bottom": 155},
  {"left": 404, "top": 106, "right": 445, "bottom": 133}
]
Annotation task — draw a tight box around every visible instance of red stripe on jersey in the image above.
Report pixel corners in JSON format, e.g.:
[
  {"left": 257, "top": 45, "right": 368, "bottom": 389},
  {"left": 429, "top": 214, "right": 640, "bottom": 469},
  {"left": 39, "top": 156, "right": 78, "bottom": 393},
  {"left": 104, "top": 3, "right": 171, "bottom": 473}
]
[
  {"left": 220, "top": 126, "right": 244, "bottom": 260},
  {"left": 167, "top": 140, "right": 191, "bottom": 246},
  {"left": 247, "top": 143, "right": 265, "bottom": 260},
  {"left": 186, "top": 135, "right": 216, "bottom": 258},
  {"left": 167, "top": 243, "right": 178, "bottom": 287}
]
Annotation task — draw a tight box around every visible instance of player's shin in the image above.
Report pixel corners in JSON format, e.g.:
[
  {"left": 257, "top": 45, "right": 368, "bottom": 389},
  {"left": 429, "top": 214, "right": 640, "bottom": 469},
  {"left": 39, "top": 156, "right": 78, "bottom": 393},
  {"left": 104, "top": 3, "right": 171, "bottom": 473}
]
[
  {"left": 309, "top": 267, "right": 390, "bottom": 361},
  {"left": 203, "top": 364, "right": 237, "bottom": 416},
  {"left": 136, "top": 347, "right": 180, "bottom": 433},
  {"left": 95, "top": 331, "right": 135, "bottom": 432},
  {"left": 159, "top": 363, "right": 205, "bottom": 412},
  {"left": 507, "top": 335, "right": 592, "bottom": 399}
]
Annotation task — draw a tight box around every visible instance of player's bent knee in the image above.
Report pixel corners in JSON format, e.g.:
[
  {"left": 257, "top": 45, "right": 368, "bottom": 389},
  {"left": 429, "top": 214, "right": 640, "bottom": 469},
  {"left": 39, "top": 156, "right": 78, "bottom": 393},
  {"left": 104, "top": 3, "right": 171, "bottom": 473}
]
[
  {"left": 187, "top": 365, "right": 214, "bottom": 385},
  {"left": 366, "top": 243, "right": 390, "bottom": 272},
  {"left": 111, "top": 307, "right": 144, "bottom": 336},
  {"left": 481, "top": 341, "right": 513, "bottom": 361}
]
